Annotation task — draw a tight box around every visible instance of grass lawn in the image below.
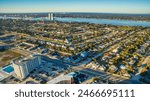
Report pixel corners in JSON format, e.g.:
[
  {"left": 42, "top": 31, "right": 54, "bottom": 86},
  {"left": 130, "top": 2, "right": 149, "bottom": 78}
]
[{"left": 0, "top": 50, "right": 22, "bottom": 67}]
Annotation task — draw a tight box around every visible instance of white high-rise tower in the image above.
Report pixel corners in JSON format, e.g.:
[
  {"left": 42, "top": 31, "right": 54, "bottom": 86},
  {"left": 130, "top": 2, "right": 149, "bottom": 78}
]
[
  {"left": 12, "top": 55, "right": 41, "bottom": 79},
  {"left": 48, "top": 13, "right": 54, "bottom": 21}
]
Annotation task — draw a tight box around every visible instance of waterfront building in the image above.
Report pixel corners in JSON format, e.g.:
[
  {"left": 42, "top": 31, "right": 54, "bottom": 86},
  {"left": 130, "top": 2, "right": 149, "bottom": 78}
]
[{"left": 48, "top": 13, "right": 54, "bottom": 21}]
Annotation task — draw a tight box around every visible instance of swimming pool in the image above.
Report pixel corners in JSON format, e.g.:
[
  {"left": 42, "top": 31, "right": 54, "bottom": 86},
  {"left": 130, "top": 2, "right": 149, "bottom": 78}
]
[{"left": 3, "top": 65, "right": 14, "bottom": 73}]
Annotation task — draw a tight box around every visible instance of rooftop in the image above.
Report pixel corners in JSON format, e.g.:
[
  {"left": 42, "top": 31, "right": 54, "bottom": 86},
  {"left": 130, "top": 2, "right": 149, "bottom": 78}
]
[
  {"left": 0, "top": 71, "right": 10, "bottom": 81},
  {"left": 12, "top": 55, "right": 39, "bottom": 65},
  {"left": 47, "top": 74, "right": 73, "bottom": 84}
]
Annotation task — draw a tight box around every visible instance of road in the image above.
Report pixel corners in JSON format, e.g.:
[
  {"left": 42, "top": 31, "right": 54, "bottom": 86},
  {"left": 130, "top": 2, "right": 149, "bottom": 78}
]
[
  {"left": 11, "top": 48, "right": 32, "bottom": 56},
  {"left": 39, "top": 51, "right": 139, "bottom": 84},
  {"left": 42, "top": 55, "right": 76, "bottom": 67},
  {"left": 72, "top": 66, "right": 142, "bottom": 84}
]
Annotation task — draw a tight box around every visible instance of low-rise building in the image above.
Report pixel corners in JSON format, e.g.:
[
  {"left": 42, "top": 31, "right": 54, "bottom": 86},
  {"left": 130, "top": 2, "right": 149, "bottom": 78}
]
[{"left": 47, "top": 74, "right": 74, "bottom": 84}]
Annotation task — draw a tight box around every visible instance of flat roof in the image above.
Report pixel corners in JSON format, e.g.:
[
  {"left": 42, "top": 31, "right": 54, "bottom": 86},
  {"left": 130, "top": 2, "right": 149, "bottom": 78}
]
[
  {"left": 0, "top": 71, "right": 10, "bottom": 81},
  {"left": 12, "top": 55, "right": 39, "bottom": 65},
  {"left": 48, "top": 74, "right": 72, "bottom": 84}
]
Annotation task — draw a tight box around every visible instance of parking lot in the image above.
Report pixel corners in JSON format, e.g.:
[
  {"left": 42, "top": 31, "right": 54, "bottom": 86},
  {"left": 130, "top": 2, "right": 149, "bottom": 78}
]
[{"left": 21, "top": 59, "right": 70, "bottom": 84}]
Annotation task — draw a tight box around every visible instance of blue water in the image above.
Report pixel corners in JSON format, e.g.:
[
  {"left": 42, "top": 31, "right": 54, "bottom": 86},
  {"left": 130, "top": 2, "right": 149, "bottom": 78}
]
[
  {"left": 55, "top": 17, "right": 150, "bottom": 27},
  {"left": 3, "top": 65, "right": 14, "bottom": 73},
  {"left": 1, "top": 16, "right": 150, "bottom": 27}
]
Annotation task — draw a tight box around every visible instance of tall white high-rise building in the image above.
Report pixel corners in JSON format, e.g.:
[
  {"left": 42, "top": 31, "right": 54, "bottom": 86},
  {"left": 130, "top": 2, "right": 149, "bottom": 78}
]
[
  {"left": 12, "top": 55, "right": 41, "bottom": 79},
  {"left": 48, "top": 13, "right": 54, "bottom": 21}
]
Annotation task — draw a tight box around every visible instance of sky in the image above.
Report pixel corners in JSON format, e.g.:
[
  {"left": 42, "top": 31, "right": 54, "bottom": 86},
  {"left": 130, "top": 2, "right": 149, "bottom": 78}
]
[{"left": 0, "top": 0, "right": 150, "bottom": 14}]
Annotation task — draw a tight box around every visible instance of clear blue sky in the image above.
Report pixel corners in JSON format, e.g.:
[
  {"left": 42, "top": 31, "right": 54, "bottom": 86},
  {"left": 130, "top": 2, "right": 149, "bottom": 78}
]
[{"left": 0, "top": 0, "right": 150, "bottom": 13}]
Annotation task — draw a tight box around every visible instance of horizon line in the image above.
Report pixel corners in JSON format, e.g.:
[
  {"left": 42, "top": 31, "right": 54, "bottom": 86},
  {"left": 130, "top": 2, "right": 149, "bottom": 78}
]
[{"left": 0, "top": 12, "right": 150, "bottom": 15}]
